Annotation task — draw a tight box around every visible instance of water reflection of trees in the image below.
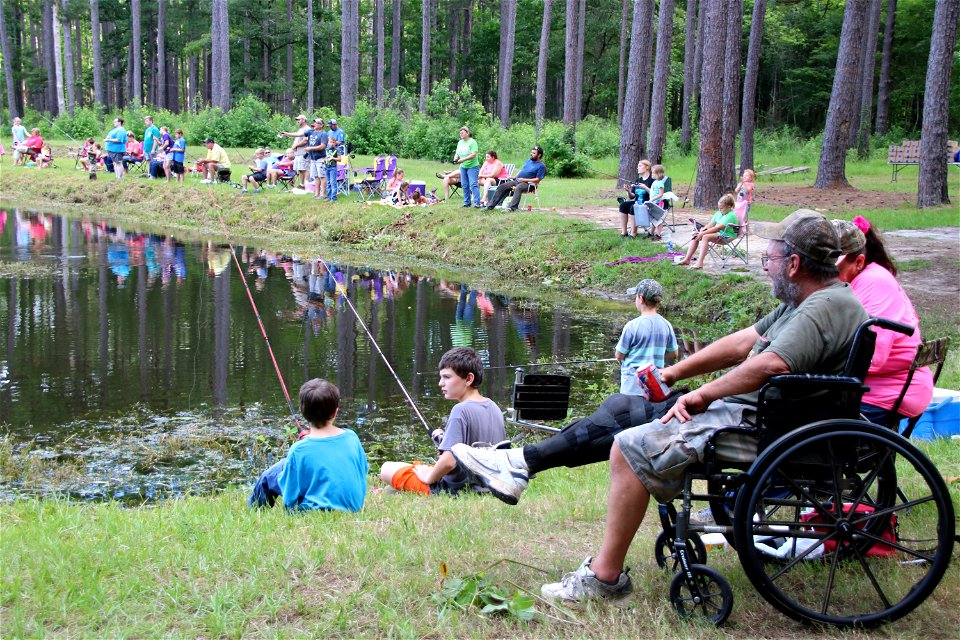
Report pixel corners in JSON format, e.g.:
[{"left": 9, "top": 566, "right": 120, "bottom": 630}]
[{"left": 1, "top": 210, "right": 583, "bottom": 434}]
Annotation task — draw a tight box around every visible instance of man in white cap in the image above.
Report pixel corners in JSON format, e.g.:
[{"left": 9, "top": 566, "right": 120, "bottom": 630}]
[
  {"left": 278, "top": 114, "right": 311, "bottom": 187},
  {"left": 454, "top": 210, "right": 870, "bottom": 604}
]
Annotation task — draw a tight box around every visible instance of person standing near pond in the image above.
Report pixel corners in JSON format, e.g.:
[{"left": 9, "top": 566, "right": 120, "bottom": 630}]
[
  {"left": 615, "top": 279, "right": 679, "bottom": 396},
  {"left": 142, "top": 116, "right": 160, "bottom": 162},
  {"left": 11, "top": 117, "right": 28, "bottom": 164},
  {"left": 454, "top": 126, "right": 481, "bottom": 208},
  {"left": 249, "top": 379, "right": 368, "bottom": 511},
  {"left": 104, "top": 117, "right": 129, "bottom": 179}
]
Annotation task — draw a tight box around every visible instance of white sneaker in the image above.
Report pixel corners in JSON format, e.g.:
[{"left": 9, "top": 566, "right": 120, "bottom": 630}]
[
  {"left": 541, "top": 557, "right": 633, "bottom": 604},
  {"left": 199, "top": 179, "right": 212, "bottom": 184},
  {"left": 451, "top": 444, "right": 529, "bottom": 505}
]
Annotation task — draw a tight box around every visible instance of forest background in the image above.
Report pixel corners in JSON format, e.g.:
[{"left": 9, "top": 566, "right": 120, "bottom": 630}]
[{"left": 0, "top": 0, "right": 957, "bottom": 197}]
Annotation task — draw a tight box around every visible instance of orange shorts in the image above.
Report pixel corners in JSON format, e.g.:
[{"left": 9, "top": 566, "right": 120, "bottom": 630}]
[{"left": 390, "top": 462, "right": 431, "bottom": 495}]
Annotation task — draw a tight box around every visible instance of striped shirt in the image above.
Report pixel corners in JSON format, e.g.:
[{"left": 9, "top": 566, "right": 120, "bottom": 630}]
[{"left": 616, "top": 313, "right": 678, "bottom": 395}]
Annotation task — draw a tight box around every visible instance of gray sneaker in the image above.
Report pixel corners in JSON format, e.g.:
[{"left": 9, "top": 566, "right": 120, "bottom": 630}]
[
  {"left": 689, "top": 506, "right": 716, "bottom": 526},
  {"left": 450, "top": 443, "right": 529, "bottom": 505},
  {"left": 541, "top": 557, "right": 632, "bottom": 604}
]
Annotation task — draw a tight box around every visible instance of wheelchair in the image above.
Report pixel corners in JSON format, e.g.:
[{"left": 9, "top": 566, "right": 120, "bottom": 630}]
[{"left": 655, "top": 317, "right": 956, "bottom": 628}]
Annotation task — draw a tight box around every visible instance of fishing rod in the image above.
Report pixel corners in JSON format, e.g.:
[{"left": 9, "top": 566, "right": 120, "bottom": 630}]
[
  {"left": 208, "top": 192, "right": 306, "bottom": 437},
  {"left": 585, "top": 166, "right": 637, "bottom": 184},
  {"left": 315, "top": 256, "right": 435, "bottom": 441},
  {"left": 36, "top": 112, "right": 82, "bottom": 146}
]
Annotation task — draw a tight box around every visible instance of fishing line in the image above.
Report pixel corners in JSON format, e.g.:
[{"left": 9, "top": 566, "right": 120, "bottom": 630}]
[
  {"left": 585, "top": 166, "right": 637, "bottom": 184},
  {"left": 208, "top": 192, "right": 305, "bottom": 436},
  {"left": 314, "top": 255, "right": 434, "bottom": 440},
  {"left": 36, "top": 112, "right": 81, "bottom": 145},
  {"left": 416, "top": 358, "right": 620, "bottom": 376}
]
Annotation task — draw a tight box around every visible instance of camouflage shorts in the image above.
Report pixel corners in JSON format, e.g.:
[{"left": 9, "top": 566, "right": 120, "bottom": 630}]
[{"left": 614, "top": 400, "right": 757, "bottom": 503}]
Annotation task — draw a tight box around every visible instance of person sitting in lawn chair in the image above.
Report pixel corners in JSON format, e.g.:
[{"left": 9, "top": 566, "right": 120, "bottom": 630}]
[
  {"left": 676, "top": 194, "right": 738, "bottom": 269},
  {"left": 240, "top": 148, "right": 269, "bottom": 194},
  {"left": 484, "top": 146, "right": 546, "bottom": 212}
]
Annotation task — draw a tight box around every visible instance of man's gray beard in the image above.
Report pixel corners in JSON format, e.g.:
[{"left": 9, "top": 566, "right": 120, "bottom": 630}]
[{"left": 772, "top": 260, "right": 802, "bottom": 307}]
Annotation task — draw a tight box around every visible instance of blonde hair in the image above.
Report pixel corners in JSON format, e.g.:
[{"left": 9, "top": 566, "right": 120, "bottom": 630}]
[
  {"left": 719, "top": 193, "right": 736, "bottom": 209},
  {"left": 742, "top": 169, "right": 756, "bottom": 181},
  {"left": 652, "top": 164, "right": 665, "bottom": 178}
]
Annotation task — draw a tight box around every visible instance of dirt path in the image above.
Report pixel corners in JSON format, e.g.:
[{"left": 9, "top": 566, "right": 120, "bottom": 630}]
[{"left": 553, "top": 190, "right": 959, "bottom": 331}]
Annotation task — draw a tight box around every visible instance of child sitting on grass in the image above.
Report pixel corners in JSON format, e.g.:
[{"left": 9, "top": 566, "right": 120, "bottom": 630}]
[
  {"left": 615, "top": 278, "right": 679, "bottom": 396},
  {"left": 379, "top": 347, "right": 505, "bottom": 496},
  {"left": 249, "top": 378, "right": 368, "bottom": 511},
  {"left": 677, "top": 193, "right": 738, "bottom": 269}
]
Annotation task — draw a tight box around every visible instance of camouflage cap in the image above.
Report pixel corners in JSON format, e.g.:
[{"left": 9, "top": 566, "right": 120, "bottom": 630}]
[
  {"left": 831, "top": 219, "right": 867, "bottom": 256},
  {"left": 627, "top": 278, "right": 664, "bottom": 303}
]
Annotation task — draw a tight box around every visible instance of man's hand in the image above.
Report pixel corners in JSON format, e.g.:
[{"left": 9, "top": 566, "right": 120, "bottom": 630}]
[{"left": 661, "top": 389, "right": 710, "bottom": 423}]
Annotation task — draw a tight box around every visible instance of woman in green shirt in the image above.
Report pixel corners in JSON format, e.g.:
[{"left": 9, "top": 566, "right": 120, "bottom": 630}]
[
  {"left": 677, "top": 193, "right": 739, "bottom": 269},
  {"left": 454, "top": 127, "right": 481, "bottom": 207}
]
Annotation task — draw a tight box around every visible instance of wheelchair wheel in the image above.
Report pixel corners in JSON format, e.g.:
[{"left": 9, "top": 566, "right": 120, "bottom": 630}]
[
  {"left": 669, "top": 564, "right": 734, "bottom": 626},
  {"left": 733, "top": 420, "right": 955, "bottom": 628},
  {"left": 655, "top": 530, "right": 708, "bottom": 571}
]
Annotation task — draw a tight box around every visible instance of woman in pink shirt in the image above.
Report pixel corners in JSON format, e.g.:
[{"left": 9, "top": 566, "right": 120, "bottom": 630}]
[
  {"left": 478, "top": 150, "right": 508, "bottom": 207},
  {"left": 833, "top": 217, "right": 933, "bottom": 427}
]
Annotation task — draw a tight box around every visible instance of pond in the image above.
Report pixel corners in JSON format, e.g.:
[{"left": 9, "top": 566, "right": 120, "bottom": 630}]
[{"left": 1, "top": 208, "right": 638, "bottom": 502}]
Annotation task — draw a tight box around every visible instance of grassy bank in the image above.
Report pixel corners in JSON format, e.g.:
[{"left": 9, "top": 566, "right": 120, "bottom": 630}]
[{"left": 3, "top": 440, "right": 958, "bottom": 638}]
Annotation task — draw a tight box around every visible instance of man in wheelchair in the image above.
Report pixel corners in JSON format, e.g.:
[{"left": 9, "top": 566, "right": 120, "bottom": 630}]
[{"left": 533, "top": 210, "right": 873, "bottom": 603}]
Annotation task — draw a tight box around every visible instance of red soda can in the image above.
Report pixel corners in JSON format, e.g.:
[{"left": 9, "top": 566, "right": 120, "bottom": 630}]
[{"left": 637, "top": 364, "right": 671, "bottom": 401}]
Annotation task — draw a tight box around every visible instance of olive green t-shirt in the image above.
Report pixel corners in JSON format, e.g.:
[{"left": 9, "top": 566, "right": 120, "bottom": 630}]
[
  {"left": 456, "top": 138, "right": 480, "bottom": 168},
  {"left": 729, "top": 282, "right": 868, "bottom": 404}
]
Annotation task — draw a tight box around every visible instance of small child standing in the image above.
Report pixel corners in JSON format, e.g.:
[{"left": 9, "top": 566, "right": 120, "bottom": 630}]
[
  {"left": 615, "top": 279, "right": 678, "bottom": 396},
  {"left": 677, "top": 193, "right": 738, "bottom": 269},
  {"left": 249, "top": 378, "right": 368, "bottom": 512},
  {"left": 734, "top": 169, "right": 756, "bottom": 210},
  {"left": 324, "top": 137, "right": 345, "bottom": 201},
  {"left": 379, "top": 347, "right": 505, "bottom": 496}
]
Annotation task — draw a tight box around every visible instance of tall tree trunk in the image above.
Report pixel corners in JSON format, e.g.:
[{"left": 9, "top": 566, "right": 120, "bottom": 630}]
[
  {"left": 679, "top": 0, "right": 697, "bottom": 153},
  {"left": 73, "top": 19, "right": 82, "bottom": 104},
  {"left": 285, "top": 0, "right": 293, "bottom": 112},
  {"left": 307, "top": 0, "right": 315, "bottom": 111},
  {"left": 617, "top": 0, "right": 631, "bottom": 125},
  {"left": 694, "top": 0, "right": 727, "bottom": 207},
  {"left": 43, "top": 1, "right": 56, "bottom": 115},
  {"left": 131, "top": 0, "right": 141, "bottom": 105},
  {"left": 917, "top": 0, "right": 959, "bottom": 207},
  {"left": 847, "top": 9, "right": 873, "bottom": 150},
  {"left": 168, "top": 51, "right": 179, "bottom": 111},
  {"left": 720, "top": 0, "right": 742, "bottom": 192},
  {"left": 637, "top": 1, "right": 656, "bottom": 154},
  {"left": 535, "top": 0, "right": 553, "bottom": 128},
  {"left": 856, "top": 0, "right": 882, "bottom": 158},
  {"left": 210, "top": 0, "right": 230, "bottom": 111},
  {"left": 60, "top": 0, "right": 75, "bottom": 115},
  {"left": 573, "top": 0, "right": 586, "bottom": 122},
  {"left": 0, "top": 0, "right": 18, "bottom": 119},
  {"left": 874, "top": 0, "right": 896, "bottom": 135},
  {"left": 814, "top": 0, "right": 869, "bottom": 190},
  {"left": 52, "top": 2, "right": 66, "bottom": 115},
  {"left": 157, "top": 0, "right": 166, "bottom": 109},
  {"left": 647, "top": 0, "right": 675, "bottom": 165},
  {"left": 463, "top": 1, "right": 472, "bottom": 87},
  {"left": 739, "top": 0, "right": 765, "bottom": 171},
  {"left": 618, "top": 0, "right": 656, "bottom": 185},
  {"left": 497, "top": 0, "right": 516, "bottom": 126},
  {"left": 341, "top": 0, "right": 359, "bottom": 114},
  {"left": 188, "top": 54, "right": 198, "bottom": 111},
  {"left": 690, "top": 0, "right": 705, "bottom": 140},
  {"left": 145, "top": 7, "right": 155, "bottom": 105},
  {"left": 375, "top": 0, "right": 384, "bottom": 105},
  {"left": 90, "top": 0, "right": 104, "bottom": 106},
  {"left": 562, "top": 0, "right": 578, "bottom": 123},
  {"left": 448, "top": 0, "right": 460, "bottom": 86},
  {"left": 419, "top": 0, "right": 431, "bottom": 112},
  {"left": 389, "top": 0, "right": 401, "bottom": 95}
]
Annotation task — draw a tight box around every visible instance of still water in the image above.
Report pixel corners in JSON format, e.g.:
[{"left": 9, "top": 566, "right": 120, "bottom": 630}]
[{"left": 1, "top": 209, "right": 633, "bottom": 502}]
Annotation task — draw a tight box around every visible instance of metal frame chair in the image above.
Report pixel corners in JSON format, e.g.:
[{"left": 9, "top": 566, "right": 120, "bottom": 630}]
[
  {"left": 707, "top": 206, "right": 749, "bottom": 268},
  {"left": 889, "top": 337, "right": 951, "bottom": 436}
]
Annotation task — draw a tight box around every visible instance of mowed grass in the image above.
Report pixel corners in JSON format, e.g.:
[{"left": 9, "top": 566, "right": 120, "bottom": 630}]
[{"left": 2, "top": 438, "right": 958, "bottom": 638}]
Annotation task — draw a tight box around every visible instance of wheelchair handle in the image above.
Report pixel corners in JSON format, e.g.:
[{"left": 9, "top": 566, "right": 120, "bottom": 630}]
[{"left": 868, "top": 317, "right": 915, "bottom": 336}]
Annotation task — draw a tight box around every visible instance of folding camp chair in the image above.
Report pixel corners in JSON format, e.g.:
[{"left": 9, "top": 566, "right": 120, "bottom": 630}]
[
  {"left": 353, "top": 155, "right": 387, "bottom": 202},
  {"left": 125, "top": 155, "right": 147, "bottom": 175},
  {"left": 504, "top": 370, "right": 572, "bottom": 434},
  {"left": 276, "top": 169, "right": 296, "bottom": 192},
  {"left": 383, "top": 156, "right": 398, "bottom": 181},
  {"left": 335, "top": 157, "right": 352, "bottom": 198},
  {"left": 890, "top": 337, "right": 951, "bottom": 436},
  {"left": 707, "top": 203, "right": 749, "bottom": 268}
]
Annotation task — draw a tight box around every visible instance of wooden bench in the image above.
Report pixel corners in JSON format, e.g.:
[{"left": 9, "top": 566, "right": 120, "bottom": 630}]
[
  {"left": 755, "top": 165, "right": 809, "bottom": 178},
  {"left": 888, "top": 139, "right": 959, "bottom": 182}
]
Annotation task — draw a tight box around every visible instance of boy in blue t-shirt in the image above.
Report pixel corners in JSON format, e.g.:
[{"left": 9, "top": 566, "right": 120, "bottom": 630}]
[
  {"left": 249, "top": 379, "right": 368, "bottom": 511},
  {"left": 615, "top": 279, "right": 678, "bottom": 396}
]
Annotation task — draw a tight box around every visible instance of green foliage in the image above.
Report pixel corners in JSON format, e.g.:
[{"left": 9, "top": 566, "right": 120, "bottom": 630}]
[
  {"left": 575, "top": 116, "right": 621, "bottom": 158},
  {"left": 538, "top": 124, "right": 590, "bottom": 178},
  {"left": 433, "top": 572, "right": 537, "bottom": 622},
  {"left": 52, "top": 107, "right": 105, "bottom": 141}
]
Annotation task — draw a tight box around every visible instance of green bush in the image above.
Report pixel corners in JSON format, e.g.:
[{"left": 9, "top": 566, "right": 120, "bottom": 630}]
[
  {"left": 575, "top": 116, "right": 621, "bottom": 158},
  {"left": 52, "top": 107, "right": 104, "bottom": 141},
  {"left": 538, "top": 123, "right": 590, "bottom": 177}
]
